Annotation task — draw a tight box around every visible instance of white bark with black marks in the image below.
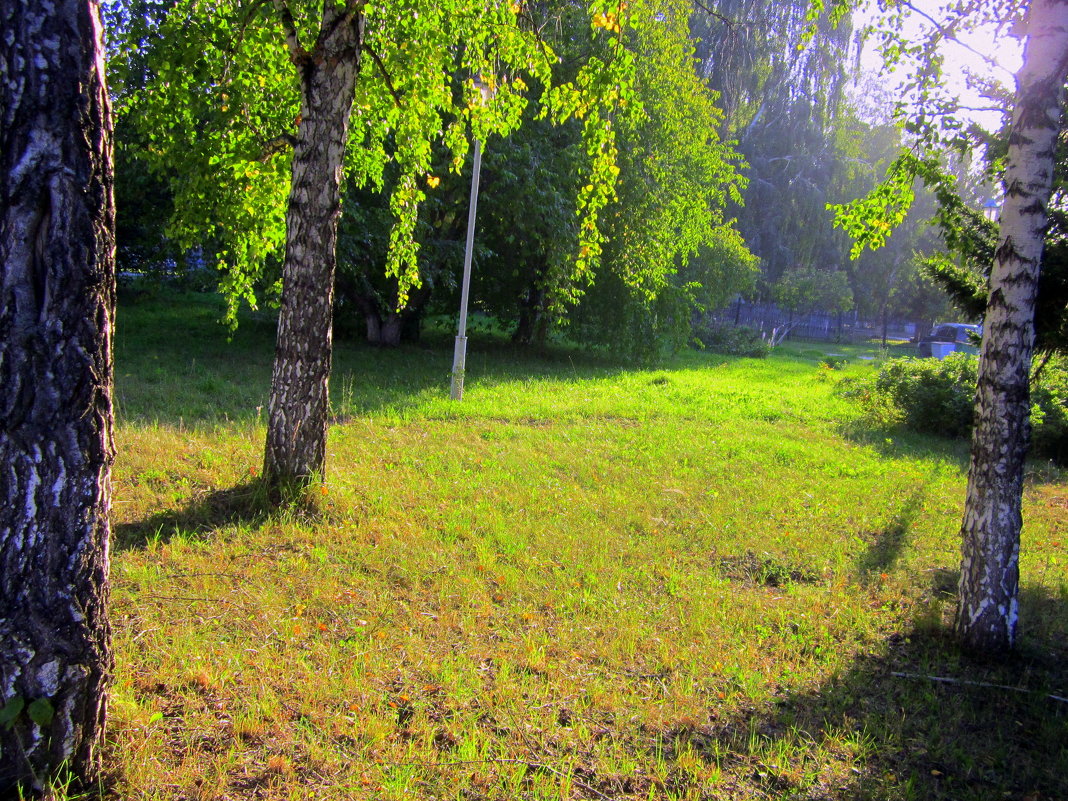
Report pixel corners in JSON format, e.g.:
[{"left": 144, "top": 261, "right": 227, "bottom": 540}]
[
  {"left": 264, "top": 3, "right": 363, "bottom": 487},
  {"left": 955, "top": 0, "right": 1068, "bottom": 652},
  {"left": 0, "top": 0, "right": 115, "bottom": 791}
]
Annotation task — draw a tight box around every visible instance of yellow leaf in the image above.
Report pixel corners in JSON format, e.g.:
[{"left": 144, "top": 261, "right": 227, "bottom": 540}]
[{"left": 426, "top": 175, "right": 440, "bottom": 188}]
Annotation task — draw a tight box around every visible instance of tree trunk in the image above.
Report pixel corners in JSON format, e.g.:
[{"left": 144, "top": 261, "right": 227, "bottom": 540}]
[
  {"left": 361, "top": 307, "right": 381, "bottom": 344},
  {"left": 380, "top": 314, "right": 403, "bottom": 347},
  {"left": 513, "top": 285, "right": 546, "bottom": 346},
  {"left": 400, "top": 284, "right": 431, "bottom": 343},
  {"left": 0, "top": 0, "right": 115, "bottom": 792},
  {"left": 264, "top": 6, "right": 363, "bottom": 489},
  {"left": 955, "top": 0, "right": 1068, "bottom": 652},
  {"left": 377, "top": 282, "right": 430, "bottom": 346}
]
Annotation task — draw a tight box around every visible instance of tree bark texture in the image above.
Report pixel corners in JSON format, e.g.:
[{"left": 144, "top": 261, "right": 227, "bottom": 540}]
[
  {"left": 264, "top": 5, "right": 363, "bottom": 487},
  {"left": 955, "top": 0, "right": 1068, "bottom": 652},
  {"left": 0, "top": 0, "right": 116, "bottom": 791}
]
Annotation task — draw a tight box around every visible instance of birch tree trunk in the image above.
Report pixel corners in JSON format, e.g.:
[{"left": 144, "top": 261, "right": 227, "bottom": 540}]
[
  {"left": 0, "top": 0, "right": 116, "bottom": 791},
  {"left": 955, "top": 0, "right": 1068, "bottom": 652},
  {"left": 263, "top": 4, "right": 363, "bottom": 489}
]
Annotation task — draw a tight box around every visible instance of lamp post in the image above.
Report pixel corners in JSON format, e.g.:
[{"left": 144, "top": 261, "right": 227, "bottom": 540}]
[{"left": 450, "top": 75, "right": 494, "bottom": 401}]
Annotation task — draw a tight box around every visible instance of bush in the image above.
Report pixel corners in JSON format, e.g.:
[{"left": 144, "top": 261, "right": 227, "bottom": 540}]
[
  {"left": 693, "top": 321, "right": 770, "bottom": 358},
  {"left": 1032, "top": 356, "right": 1068, "bottom": 464},
  {"left": 818, "top": 355, "right": 849, "bottom": 370},
  {"left": 872, "top": 353, "right": 979, "bottom": 437},
  {"left": 854, "top": 353, "right": 1068, "bottom": 464}
]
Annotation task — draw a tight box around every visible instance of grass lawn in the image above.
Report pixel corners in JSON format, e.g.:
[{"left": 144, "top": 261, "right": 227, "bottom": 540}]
[{"left": 95, "top": 292, "right": 1067, "bottom": 801}]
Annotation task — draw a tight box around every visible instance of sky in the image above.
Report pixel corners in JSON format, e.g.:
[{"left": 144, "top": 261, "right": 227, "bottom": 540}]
[{"left": 855, "top": 0, "right": 1023, "bottom": 133}]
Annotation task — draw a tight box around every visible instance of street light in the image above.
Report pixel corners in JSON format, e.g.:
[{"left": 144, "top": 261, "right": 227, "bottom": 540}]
[
  {"left": 982, "top": 197, "right": 1001, "bottom": 223},
  {"left": 450, "top": 75, "right": 495, "bottom": 401}
]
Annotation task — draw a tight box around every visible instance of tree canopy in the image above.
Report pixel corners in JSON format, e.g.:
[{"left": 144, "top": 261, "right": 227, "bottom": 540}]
[{"left": 111, "top": 0, "right": 651, "bottom": 323}]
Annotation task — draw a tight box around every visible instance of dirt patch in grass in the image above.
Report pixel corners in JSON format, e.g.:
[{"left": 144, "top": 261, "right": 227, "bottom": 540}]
[{"left": 718, "top": 550, "right": 823, "bottom": 587}]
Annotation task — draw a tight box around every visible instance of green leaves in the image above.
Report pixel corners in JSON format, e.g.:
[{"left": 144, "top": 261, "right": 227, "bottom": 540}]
[
  {"left": 115, "top": 0, "right": 640, "bottom": 318},
  {"left": 565, "top": 0, "right": 752, "bottom": 359},
  {"left": 26, "top": 698, "right": 55, "bottom": 728},
  {"left": 0, "top": 696, "right": 55, "bottom": 730},
  {"left": 600, "top": 0, "right": 746, "bottom": 295},
  {"left": 831, "top": 154, "right": 916, "bottom": 260},
  {"left": 0, "top": 697, "right": 25, "bottom": 730},
  {"left": 772, "top": 266, "right": 853, "bottom": 315}
]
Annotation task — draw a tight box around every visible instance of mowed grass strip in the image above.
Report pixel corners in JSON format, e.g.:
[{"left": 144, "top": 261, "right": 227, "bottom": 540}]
[{"left": 104, "top": 294, "right": 1068, "bottom": 801}]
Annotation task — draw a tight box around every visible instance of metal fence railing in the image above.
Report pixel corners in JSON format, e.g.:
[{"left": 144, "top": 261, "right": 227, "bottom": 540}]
[{"left": 708, "top": 299, "right": 917, "bottom": 344}]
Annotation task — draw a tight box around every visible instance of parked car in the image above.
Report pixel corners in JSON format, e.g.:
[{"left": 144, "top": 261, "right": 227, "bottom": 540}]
[{"left": 918, "top": 323, "right": 981, "bottom": 358}]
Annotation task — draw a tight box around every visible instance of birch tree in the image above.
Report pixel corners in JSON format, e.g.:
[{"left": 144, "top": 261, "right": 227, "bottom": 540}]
[
  {"left": 120, "top": 0, "right": 644, "bottom": 493},
  {"left": 0, "top": 0, "right": 116, "bottom": 791},
  {"left": 828, "top": 0, "right": 1068, "bottom": 650},
  {"left": 955, "top": 0, "right": 1068, "bottom": 650}
]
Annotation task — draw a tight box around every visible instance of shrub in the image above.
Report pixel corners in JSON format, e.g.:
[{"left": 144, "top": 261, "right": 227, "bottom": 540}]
[
  {"left": 693, "top": 321, "right": 770, "bottom": 358},
  {"left": 872, "top": 353, "right": 979, "bottom": 437},
  {"left": 1032, "top": 356, "right": 1068, "bottom": 464},
  {"left": 854, "top": 353, "right": 1068, "bottom": 464},
  {"left": 818, "top": 355, "right": 849, "bottom": 370}
]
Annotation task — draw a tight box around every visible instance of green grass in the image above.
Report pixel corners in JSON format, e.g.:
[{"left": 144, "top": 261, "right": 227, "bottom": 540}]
[{"left": 101, "top": 293, "right": 1068, "bottom": 800}]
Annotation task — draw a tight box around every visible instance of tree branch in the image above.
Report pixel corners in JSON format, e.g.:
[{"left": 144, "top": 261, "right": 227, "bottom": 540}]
[
  {"left": 315, "top": 2, "right": 363, "bottom": 56},
  {"left": 896, "top": 0, "right": 1000, "bottom": 71},
  {"left": 366, "top": 44, "right": 402, "bottom": 107},
  {"left": 954, "top": 103, "right": 1006, "bottom": 113},
  {"left": 259, "top": 133, "right": 298, "bottom": 160},
  {"left": 691, "top": 0, "right": 736, "bottom": 27},
  {"left": 891, "top": 672, "right": 1068, "bottom": 703},
  {"left": 221, "top": 0, "right": 272, "bottom": 84},
  {"left": 271, "top": 0, "right": 309, "bottom": 65}
]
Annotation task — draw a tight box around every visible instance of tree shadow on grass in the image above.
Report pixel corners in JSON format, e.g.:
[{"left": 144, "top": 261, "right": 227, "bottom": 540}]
[
  {"left": 117, "top": 309, "right": 634, "bottom": 429},
  {"left": 855, "top": 485, "right": 927, "bottom": 581},
  {"left": 840, "top": 420, "right": 972, "bottom": 470},
  {"left": 112, "top": 481, "right": 274, "bottom": 551},
  {"left": 841, "top": 422, "right": 1066, "bottom": 488},
  {"left": 659, "top": 583, "right": 1068, "bottom": 801}
]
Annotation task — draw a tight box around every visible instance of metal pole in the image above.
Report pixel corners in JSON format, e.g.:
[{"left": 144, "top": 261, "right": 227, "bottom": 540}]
[{"left": 450, "top": 138, "right": 484, "bottom": 400}]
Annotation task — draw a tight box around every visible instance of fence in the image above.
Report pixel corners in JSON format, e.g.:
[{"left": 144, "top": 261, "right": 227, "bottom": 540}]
[{"left": 708, "top": 299, "right": 916, "bottom": 344}]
